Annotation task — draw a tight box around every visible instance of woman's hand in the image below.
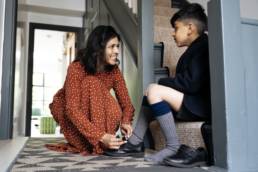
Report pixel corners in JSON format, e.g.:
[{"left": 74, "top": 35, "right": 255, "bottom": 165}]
[
  {"left": 100, "top": 133, "right": 125, "bottom": 149},
  {"left": 121, "top": 123, "right": 133, "bottom": 139}
]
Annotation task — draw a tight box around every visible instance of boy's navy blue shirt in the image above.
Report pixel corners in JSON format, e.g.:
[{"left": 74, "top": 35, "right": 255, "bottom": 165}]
[{"left": 158, "top": 33, "right": 211, "bottom": 118}]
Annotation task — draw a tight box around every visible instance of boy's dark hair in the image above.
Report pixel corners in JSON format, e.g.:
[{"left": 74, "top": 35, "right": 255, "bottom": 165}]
[
  {"left": 76, "top": 25, "right": 121, "bottom": 74},
  {"left": 170, "top": 3, "right": 207, "bottom": 34}
]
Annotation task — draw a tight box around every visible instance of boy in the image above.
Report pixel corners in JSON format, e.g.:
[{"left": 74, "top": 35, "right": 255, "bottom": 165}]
[{"left": 105, "top": 3, "right": 211, "bottom": 167}]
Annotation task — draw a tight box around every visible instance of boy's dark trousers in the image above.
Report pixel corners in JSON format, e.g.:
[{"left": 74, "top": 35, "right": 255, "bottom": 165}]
[{"left": 201, "top": 122, "right": 214, "bottom": 165}]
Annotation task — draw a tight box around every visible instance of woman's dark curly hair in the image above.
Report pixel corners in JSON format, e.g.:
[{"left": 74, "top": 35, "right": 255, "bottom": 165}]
[{"left": 76, "top": 25, "right": 121, "bottom": 74}]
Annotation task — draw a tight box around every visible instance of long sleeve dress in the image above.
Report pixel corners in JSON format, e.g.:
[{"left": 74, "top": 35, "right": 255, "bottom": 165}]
[{"left": 47, "top": 61, "right": 135, "bottom": 155}]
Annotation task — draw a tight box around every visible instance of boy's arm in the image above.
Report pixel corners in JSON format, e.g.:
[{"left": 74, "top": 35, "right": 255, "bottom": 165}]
[{"left": 158, "top": 53, "right": 209, "bottom": 94}]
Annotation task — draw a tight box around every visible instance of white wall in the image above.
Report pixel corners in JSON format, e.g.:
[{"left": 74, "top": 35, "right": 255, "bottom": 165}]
[
  {"left": 188, "top": 0, "right": 258, "bottom": 20},
  {"left": 27, "top": 12, "right": 83, "bottom": 27},
  {"left": 18, "top": 0, "right": 85, "bottom": 27},
  {"left": 0, "top": 0, "right": 6, "bottom": 109},
  {"left": 26, "top": 0, "right": 85, "bottom": 12},
  {"left": 18, "top": 10, "right": 83, "bottom": 27},
  {"left": 13, "top": 28, "right": 25, "bottom": 137},
  {"left": 240, "top": 0, "right": 258, "bottom": 20}
]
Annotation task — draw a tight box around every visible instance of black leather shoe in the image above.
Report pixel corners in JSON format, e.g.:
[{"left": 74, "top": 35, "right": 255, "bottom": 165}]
[
  {"left": 104, "top": 141, "right": 144, "bottom": 157},
  {"left": 163, "top": 145, "right": 207, "bottom": 168}
]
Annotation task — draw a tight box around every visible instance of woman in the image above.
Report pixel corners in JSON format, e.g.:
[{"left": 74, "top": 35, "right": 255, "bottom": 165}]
[{"left": 47, "top": 25, "right": 135, "bottom": 155}]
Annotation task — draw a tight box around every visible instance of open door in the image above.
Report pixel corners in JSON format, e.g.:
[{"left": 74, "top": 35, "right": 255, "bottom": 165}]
[{"left": 25, "top": 23, "right": 83, "bottom": 137}]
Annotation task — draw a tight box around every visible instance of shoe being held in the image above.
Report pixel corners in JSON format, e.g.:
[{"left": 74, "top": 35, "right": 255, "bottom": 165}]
[
  {"left": 104, "top": 141, "right": 144, "bottom": 157},
  {"left": 163, "top": 144, "right": 207, "bottom": 168}
]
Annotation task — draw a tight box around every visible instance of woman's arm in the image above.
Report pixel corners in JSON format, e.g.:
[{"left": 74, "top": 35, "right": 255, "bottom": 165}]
[{"left": 112, "top": 67, "right": 135, "bottom": 125}]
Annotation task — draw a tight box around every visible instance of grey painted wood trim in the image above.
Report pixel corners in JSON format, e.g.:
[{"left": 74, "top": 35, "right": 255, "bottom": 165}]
[
  {"left": 138, "top": 0, "right": 154, "bottom": 91},
  {"left": 208, "top": 0, "right": 227, "bottom": 168},
  {"left": 102, "top": 0, "right": 138, "bottom": 66},
  {"left": 209, "top": 0, "right": 250, "bottom": 171},
  {"left": 219, "top": 1, "right": 247, "bottom": 171},
  {"left": 0, "top": 0, "right": 17, "bottom": 139},
  {"left": 241, "top": 18, "right": 258, "bottom": 26}
]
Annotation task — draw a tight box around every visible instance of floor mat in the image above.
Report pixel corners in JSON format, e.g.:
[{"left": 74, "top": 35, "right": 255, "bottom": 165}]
[{"left": 10, "top": 138, "right": 208, "bottom": 172}]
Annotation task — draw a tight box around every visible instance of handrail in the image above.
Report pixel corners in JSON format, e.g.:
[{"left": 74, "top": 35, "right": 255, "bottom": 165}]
[{"left": 124, "top": 0, "right": 138, "bottom": 15}]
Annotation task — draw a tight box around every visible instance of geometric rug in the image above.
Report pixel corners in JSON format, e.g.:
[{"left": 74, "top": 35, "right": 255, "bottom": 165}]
[{"left": 10, "top": 138, "right": 208, "bottom": 172}]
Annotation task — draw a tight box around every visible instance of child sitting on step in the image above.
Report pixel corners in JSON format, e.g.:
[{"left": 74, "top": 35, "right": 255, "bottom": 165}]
[{"left": 105, "top": 3, "right": 211, "bottom": 167}]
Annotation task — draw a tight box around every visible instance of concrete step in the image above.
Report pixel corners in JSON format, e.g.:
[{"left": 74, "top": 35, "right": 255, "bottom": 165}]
[
  {"left": 0, "top": 137, "right": 28, "bottom": 172},
  {"left": 149, "top": 120, "right": 205, "bottom": 150}
]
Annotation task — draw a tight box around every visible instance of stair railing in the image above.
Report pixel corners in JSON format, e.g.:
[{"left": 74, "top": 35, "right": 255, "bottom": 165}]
[{"left": 124, "top": 0, "right": 137, "bottom": 15}]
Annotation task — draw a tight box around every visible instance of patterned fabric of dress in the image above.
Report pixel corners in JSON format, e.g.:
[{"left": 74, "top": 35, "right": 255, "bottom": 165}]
[{"left": 47, "top": 61, "right": 134, "bottom": 155}]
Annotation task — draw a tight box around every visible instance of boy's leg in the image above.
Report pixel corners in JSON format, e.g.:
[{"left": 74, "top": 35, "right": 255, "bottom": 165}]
[
  {"left": 128, "top": 96, "right": 155, "bottom": 145},
  {"left": 146, "top": 84, "right": 184, "bottom": 111},
  {"left": 201, "top": 122, "right": 214, "bottom": 165},
  {"left": 144, "top": 84, "right": 183, "bottom": 163},
  {"left": 103, "top": 96, "right": 154, "bottom": 157}
]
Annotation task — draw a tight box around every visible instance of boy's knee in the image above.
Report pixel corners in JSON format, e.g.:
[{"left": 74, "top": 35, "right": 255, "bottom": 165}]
[
  {"left": 147, "top": 84, "right": 159, "bottom": 96},
  {"left": 146, "top": 84, "right": 163, "bottom": 103}
]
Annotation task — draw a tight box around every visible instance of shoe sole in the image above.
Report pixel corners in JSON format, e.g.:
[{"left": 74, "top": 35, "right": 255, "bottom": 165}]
[{"left": 163, "top": 159, "right": 207, "bottom": 168}]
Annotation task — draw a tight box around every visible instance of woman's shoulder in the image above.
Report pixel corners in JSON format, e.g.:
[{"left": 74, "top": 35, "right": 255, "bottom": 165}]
[
  {"left": 67, "top": 61, "right": 86, "bottom": 75},
  {"left": 68, "top": 61, "right": 84, "bottom": 70},
  {"left": 107, "top": 65, "right": 122, "bottom": 77}
]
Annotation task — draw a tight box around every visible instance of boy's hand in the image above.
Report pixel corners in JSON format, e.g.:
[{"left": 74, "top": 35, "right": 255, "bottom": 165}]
[{"left": 121, "top": 123, "right": 133, "bottom": 139}]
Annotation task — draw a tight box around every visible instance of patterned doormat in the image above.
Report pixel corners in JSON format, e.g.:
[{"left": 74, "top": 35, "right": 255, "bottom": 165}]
[{"left": 10, "top": 138, "right": 208, "bottom": 172}]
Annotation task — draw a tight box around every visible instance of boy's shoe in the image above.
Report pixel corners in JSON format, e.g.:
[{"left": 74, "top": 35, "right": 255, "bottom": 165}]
[
  {"left": 104, "top": 141, "right": 144, "bottom": 157},
  {"left": 163, "top": 144, "right": 207, "bottom": 168}
]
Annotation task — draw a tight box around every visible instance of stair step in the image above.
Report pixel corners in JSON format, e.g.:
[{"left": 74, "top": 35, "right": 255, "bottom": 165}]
[
  {"left": 154, "top": 6, "right": 177, "bottom": 17},
  {"left": 154, "top": 42, "right": 165, "bottom": 68},
  {"left": 154, "top": 0, "right": 171, "bottom": 7},
  {"left": 154, "top": 15, "right": 171, "bottom": 28},
  {"left": 149, "top": 120, "right": 205, "bottom": 150}
]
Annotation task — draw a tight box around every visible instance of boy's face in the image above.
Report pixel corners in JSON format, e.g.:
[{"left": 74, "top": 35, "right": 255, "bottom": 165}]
[{"left": 172, "top": 21, "right": 191, "bottom": 47}]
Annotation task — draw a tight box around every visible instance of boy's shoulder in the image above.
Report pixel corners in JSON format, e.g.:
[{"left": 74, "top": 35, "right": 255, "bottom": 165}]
[
  {"left": 183, "top": 34, "right": 208, "bottom": 58},
  {"left": 189, "top": 34, "right": 208, "bottom": 50}
]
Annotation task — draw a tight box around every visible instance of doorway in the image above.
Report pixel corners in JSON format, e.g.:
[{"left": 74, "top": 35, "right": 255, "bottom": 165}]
[{"left": 26, "top": 23, "right": 82, "bottom": 137}]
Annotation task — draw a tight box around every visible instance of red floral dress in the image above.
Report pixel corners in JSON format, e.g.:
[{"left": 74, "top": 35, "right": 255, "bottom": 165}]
[{"left": 46, "top": 61, "right": 134, "bottom": 155}]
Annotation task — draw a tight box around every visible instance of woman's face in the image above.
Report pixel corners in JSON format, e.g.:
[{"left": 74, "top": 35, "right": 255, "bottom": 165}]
[{"left": 105, "top": 37, "right": 120, "bottom": 65}]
